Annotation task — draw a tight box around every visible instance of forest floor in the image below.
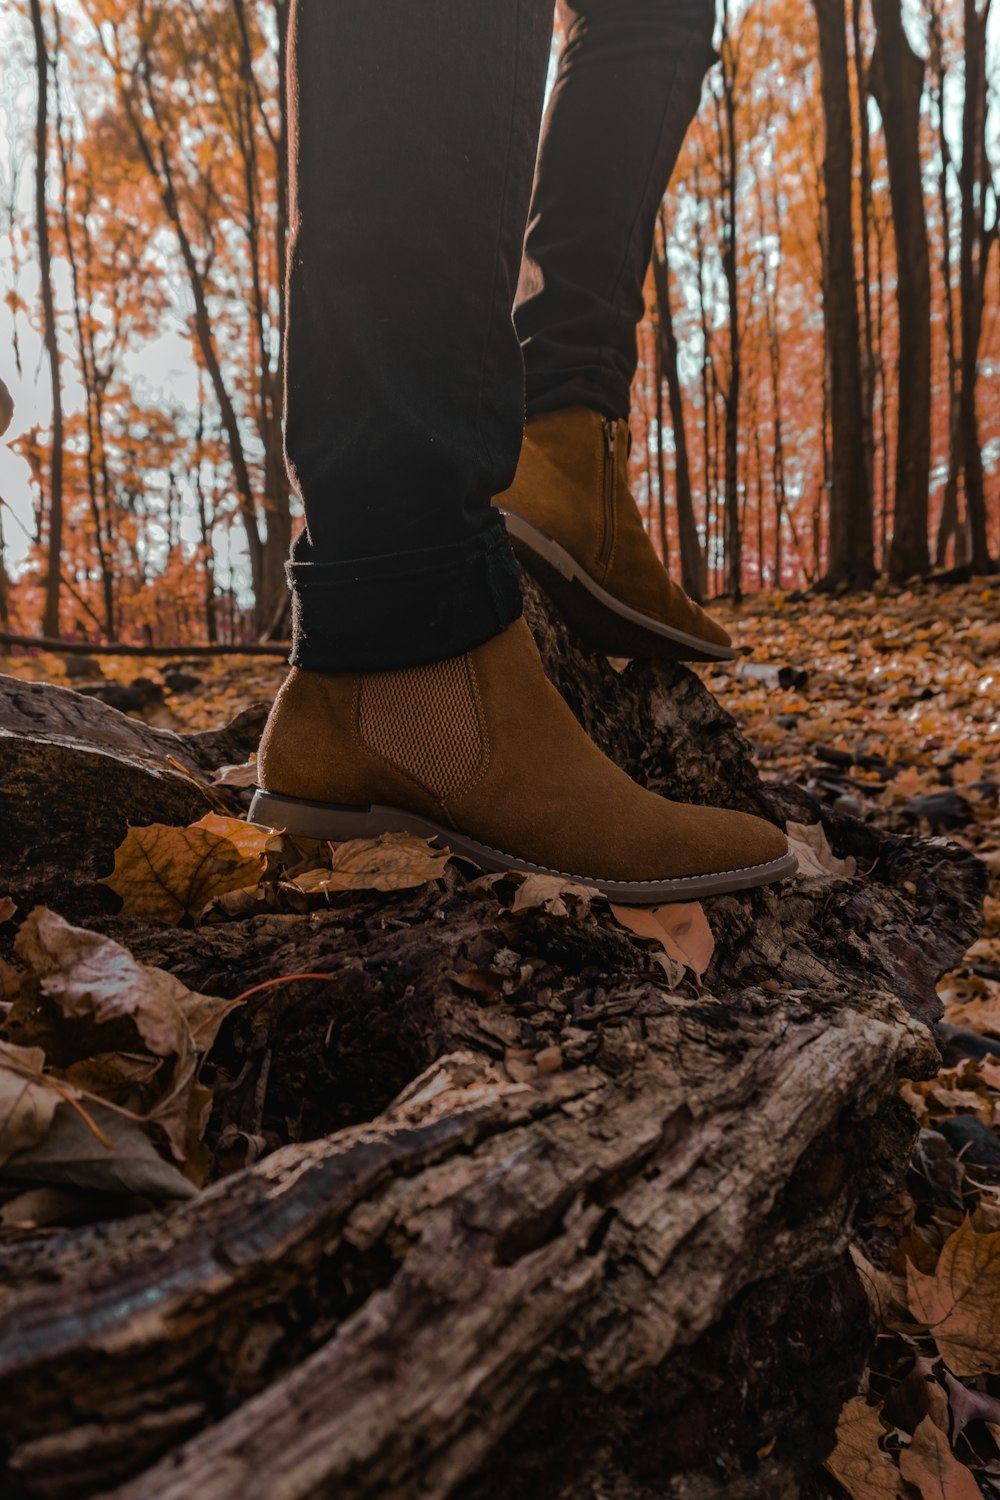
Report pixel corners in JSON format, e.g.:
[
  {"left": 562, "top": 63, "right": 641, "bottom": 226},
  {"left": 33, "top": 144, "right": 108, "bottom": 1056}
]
[{"left": 2, "top": 579, "right": 999, "bottom": 1495}]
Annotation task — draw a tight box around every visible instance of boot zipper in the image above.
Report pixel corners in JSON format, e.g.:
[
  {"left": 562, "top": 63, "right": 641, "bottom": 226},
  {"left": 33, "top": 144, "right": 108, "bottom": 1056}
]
[{"left": 599, "top": 417, "right": 617, "bottom": 572}]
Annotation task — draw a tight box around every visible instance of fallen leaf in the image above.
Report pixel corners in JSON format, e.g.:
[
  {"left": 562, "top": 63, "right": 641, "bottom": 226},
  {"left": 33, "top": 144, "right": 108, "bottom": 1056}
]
[
  {"left": 610, "top": 901, "right": 714, "bottom": 977},
  {"left": 906, "top": 1218, "right": 1000, "bottom": 1375},
  {"left": 0, "top": 958, "right": 20, "bottom": 1004},
  {"left": 881, "top": 1356, "right": 950, "bottom": 1437},
  {"left": 15, "top": 908, "right": 229, "bottom": 1163},
  {"left": 786, "top": 820, "right": 857, "bottom": 879},
  {"left": 510, "top": 873, "right": 599, "bottom": 916},
  {"left": 16, "top": 908, "right": 230, "bottom": 1060},
  {"left": 898, "top": 1416, "right": 981, "bottom": 1500},
  {"left": 211, "top": 760, "right": 259, "bottom": 788},
  {"left": 0, "top": 1041, "right": 66, "bottom": 1168},
  {"left": 850, "top": 1243, "right": 906, "bottom": 1325},
  {"left": 940, "top": 1369, "right": 1000, "bottom": 1439},
  {"left": 823, "top": 1398, "right": 900, "bottom": 1499},
  {"left": 3, "top": 1099, "right": 197, "bottom": 1201},
  {"left": 296, "top": 833, "right": 450, "bottom": 894},
  {"left": 194, "top": 812, "right": 273, "bottom": 860},
  {"left": 102, "top": 815, "right": 269, "bottom": 923},
  {"left": 0, "top": 897, "right": 16, "bottom": 925}
]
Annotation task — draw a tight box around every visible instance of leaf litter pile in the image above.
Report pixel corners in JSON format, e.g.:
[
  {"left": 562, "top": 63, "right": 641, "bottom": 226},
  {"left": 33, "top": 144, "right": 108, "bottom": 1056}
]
[
  {"left": 709, "top": 581, "right": 1000, "bottom": 1498},
  {"left": 1, "top": 579, "right": 999, "bottom": 1494}
]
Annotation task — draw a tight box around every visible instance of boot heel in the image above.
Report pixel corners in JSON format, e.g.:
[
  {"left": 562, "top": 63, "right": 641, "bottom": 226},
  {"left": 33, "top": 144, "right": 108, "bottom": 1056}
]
[{"left": 249, "top": 790, "right": 386, "bottom": 842}]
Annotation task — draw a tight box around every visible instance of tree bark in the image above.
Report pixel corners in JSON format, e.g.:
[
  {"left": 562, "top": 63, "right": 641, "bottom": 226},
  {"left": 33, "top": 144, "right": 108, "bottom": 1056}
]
[
  {"left": 29, "top": 0, "right": 64, "bottom": 640},
  {"left": 716, "top": 7, "right": 742, "bottom": 600},
  {"left": 850, "top": 0, "right": 876, "bottom": 510},
  {"left": 652, "top": 238, "right": 704, "bottom": 602},
  {"left": 812, "top": 0, "right": 875, "bottom": 588},
  {"left": 956, "top": 0, "right": 997, "bottom": 574},
  {"left": 870, "top": 0, "right": 932, "bottom": 581},
  {"left": 0, "top": 580, "right": 986, "bottom": 1499}
]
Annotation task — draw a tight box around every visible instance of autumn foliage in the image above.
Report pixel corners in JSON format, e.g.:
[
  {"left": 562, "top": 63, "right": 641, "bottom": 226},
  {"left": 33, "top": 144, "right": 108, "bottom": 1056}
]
[{"left": 0, "top": 0, "right": 997, "bottom": 646}]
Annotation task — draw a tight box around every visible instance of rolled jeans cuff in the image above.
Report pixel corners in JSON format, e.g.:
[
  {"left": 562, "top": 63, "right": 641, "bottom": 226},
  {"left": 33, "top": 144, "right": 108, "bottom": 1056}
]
[{"left": 288, "top": 523, "right": 524, "bottom": 673}]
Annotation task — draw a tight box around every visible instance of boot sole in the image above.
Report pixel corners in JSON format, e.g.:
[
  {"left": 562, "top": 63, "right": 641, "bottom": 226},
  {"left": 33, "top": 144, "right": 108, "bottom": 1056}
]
[
  {"left": 249, "top": 790, "right": 797, "bottom": 904},
  {"left": 501, "top": 510, "right": 736, "bottom": 664}
]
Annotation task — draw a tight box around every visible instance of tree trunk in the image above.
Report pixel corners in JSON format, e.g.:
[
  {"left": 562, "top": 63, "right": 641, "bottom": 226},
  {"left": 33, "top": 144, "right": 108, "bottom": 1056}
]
[
  {"left": 870, "top": 0, "right": 932, "bottom": 581},
  {"left": 652, "top": 239, "right": 704, "bottom": 602},
  {"left": 0, "top": 579, "right": 986, "bottom": 1499},
  {"left": 849, "top": 0, "right": 876, "bottom": 509},
  {"left": 716, "top": 11, "right": 742, "bottom": 600},
  {"left": 956, "top": 0, "right": 996, "bottom": 574},
  {"left": 653, "top": 312, "right": 669, "bottom": 567},
  {"left": 812, "top": 0, "right": 875, "bottom": 588},
  {"left": 29, "top": 0, "right": 64, "bottom": 640}
]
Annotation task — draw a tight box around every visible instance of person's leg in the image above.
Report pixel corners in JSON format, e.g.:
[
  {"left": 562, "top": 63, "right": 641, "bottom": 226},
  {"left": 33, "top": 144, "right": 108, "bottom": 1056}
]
[
  {"left": 496, "top": 0, "right": 729, "bottom": 662},
  {"left": 284, "top": 0, "right": 554, "bottom": 673},
  {"left": 516, "top": 0, "right": 717, "bottom": 419},
  {"left": 255, "top": 0, "right": 793, "bottom": 898}
]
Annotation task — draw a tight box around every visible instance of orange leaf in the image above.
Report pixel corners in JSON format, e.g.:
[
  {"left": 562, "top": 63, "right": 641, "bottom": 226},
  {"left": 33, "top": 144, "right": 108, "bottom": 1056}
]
[
  {"left": 898, "top": 1417, "right": 981, "bottom": 1500},
  {"left": 610, "top": 901, "right": 715, "bottom": 977}
]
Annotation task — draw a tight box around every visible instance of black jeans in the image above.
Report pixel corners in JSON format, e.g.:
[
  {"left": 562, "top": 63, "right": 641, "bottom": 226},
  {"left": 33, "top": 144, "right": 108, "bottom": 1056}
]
[{"left": 285, "top": 0, "right": 716, "bottom": 672}]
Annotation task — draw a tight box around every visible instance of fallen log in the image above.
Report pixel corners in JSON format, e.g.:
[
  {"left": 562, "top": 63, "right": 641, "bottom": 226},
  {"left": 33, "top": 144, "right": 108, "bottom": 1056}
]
[{"left": 0, "top": 579, "right": 986, "bottom": 1499}]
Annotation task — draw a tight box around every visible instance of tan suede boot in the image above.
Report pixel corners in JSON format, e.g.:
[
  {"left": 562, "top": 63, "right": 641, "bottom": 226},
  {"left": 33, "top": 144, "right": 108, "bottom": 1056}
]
[
  {"left": 497, "top": 406, "right": 733, "bottom": 662},
  {"left": 251, "top": 618, "right": 793, "bottom": 901}
]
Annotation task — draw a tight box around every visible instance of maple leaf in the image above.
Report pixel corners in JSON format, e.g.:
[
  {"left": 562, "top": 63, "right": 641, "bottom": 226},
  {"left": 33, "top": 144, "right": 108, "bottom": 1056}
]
[
  {"left": 294, "top": 833, "right": 450, "bottom": 894},
  {"left": 102, "top": 813, "right": 271, "bottom": 923},
  {"left": 905, "top": 1218, "right": 1000, "bottom": 1376},
  {"left": 823, "top": 1398, "right": 900, "bottom": 1500},
  {"left": 897, "top": 1416, "right": 981, "bottom": 1500}
]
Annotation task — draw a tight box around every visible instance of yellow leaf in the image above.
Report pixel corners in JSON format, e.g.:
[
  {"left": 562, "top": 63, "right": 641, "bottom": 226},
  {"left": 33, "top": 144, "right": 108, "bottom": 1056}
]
[
  {"left": 194, "top": 812, "right": 273, "bottom": 860},
  {"left": 898, "top": 1417, "right": 981, "bottom": 1500},
  {"left": 103, "top": 815, "right": 268, "bottom": 923},
  {"left": 906, "top": 1218, "right": 1000, "bottom": 1375},
  {"left": 295, "top": 833, "right": 449, "bottom": 894},
  {"left": 823, "top": 1399, "right": 901, "bottom": 1500},
  {"left": 610, "top": 901, "right": 715, "bottom": 977}
]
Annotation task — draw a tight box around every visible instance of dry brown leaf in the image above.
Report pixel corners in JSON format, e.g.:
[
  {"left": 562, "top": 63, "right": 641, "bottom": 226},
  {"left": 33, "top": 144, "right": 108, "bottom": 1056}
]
[
  {"left": 823, "top": 1398, "right": 900, "bottom": 1500},
  {"left": 906, "top": 1218, "right": 1000, "bottom": 1375},
  {"left": 296, "top": 833, "right": 450, "bottom": 894},
  {"left": 0, "top": 1041, "right": 66, "bottom": 1168},
  {"left": 850, "top": 1244, "right": 907, "bottom": 1326},
  {"left": 0, "top": 897, "right": 16, "bottom": 925},
  {"left": 17, "top": 908, "right": 229, "bottom": 1058},
  {"left": 15, "top": 909, "right": 229, "bottom": 1164},
  {"left": 898, "top": 1416, "right": 981, "bottom": 1500},
  {"left": 102, "top": 814, "right": 270, "bottom": 923},
  {"left": 0, "top": 957, "right": 20, "bottom": 1004},
  {"left": 510, "top": 873, "right": 599, "bottom": 916},
  {"left": 941, "top": 1002, "right": 1000, "bottom": 1039},
  {"left": 786, "top": 820, "right": 857, "bottom": 879},
  {"left": 941, "top": 1370, "right": 1000, "bottom": 1439},
  {"left": 3, "top": 1098, "right": 197, "bottom": 1201},
  {"left": 610, "top": 901, "right": 714, "bottom": 977},
  {"left": 211, "top": 760, "right": 259, "bottom": 788}
]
